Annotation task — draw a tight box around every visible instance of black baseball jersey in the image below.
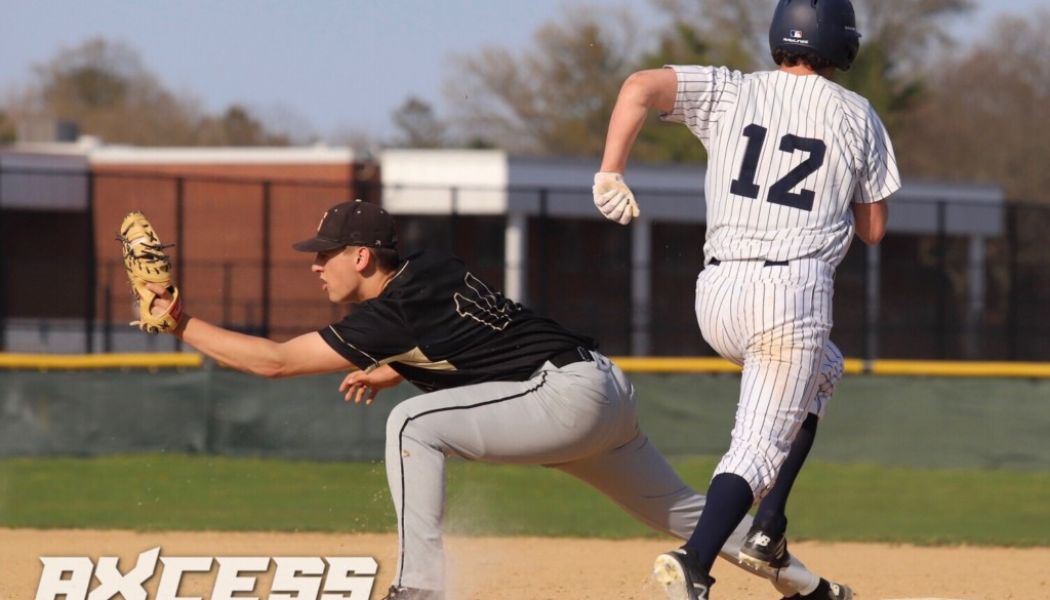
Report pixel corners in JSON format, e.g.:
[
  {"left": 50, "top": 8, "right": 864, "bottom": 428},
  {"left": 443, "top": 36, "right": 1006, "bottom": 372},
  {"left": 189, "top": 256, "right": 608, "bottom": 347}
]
[{"left": 320, "top": 250, "right": 597, "bottom": 392}]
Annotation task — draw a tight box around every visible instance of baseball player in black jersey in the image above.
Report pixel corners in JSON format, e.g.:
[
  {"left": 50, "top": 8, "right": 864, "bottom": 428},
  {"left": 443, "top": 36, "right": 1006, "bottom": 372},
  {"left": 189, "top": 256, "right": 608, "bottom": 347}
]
[{"left": 142, "top": 200, "right": 852, "bottom": 600}]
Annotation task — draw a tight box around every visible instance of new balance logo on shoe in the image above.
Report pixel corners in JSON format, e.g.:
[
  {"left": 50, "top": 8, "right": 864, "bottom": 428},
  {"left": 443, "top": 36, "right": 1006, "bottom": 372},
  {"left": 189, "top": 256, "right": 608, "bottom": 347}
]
[{"left": 739, "top": 526, "right": 789, "bottom": 572}]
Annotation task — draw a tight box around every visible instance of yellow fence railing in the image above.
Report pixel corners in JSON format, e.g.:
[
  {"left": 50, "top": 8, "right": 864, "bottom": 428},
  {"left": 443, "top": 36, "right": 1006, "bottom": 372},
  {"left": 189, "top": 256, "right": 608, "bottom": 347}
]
[
  {"left": 610, "top": 356, "right": 1050, "bottom": 379},
  {"left": 863, "top": 359, "right": 1050, "bottom": 379},
  {"left": 0, "top": 353, "right": 203, "bottom": 370},
  {"left": 2, "top": 353, "right": 1050, "bottom": 379}
]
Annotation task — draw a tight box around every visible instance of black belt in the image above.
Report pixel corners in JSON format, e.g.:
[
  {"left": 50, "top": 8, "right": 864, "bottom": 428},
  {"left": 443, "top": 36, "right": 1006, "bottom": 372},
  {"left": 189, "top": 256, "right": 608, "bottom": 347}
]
[
  {"left": 708, "top": 258, "right": 789, "bottom": 267},
  {"left": 548, "top": 346, "right": 595, "bottom": 368}
]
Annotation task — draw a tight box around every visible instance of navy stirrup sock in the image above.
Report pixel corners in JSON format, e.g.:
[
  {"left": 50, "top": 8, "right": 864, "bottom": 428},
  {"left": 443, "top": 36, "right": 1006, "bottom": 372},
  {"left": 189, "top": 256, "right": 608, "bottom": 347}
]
[
  {"left": 684, "top": 473, "right": 755, "bottom": 576},
  {"left": 754, "top": 413, "right": 820, "bottom": 537}
]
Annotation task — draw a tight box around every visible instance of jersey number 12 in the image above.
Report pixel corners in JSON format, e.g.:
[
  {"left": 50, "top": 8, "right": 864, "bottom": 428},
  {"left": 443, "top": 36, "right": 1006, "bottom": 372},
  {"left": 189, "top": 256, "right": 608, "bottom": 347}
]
[{"left": 729, "top": 123, "right": 826, "bottom": 212}]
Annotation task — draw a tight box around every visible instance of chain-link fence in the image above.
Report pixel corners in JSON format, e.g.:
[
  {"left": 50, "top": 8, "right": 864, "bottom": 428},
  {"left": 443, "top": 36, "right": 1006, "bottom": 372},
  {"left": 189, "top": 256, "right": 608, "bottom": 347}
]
[{"left": 2, "top": 165, "right": 1047, "bottom": 360}]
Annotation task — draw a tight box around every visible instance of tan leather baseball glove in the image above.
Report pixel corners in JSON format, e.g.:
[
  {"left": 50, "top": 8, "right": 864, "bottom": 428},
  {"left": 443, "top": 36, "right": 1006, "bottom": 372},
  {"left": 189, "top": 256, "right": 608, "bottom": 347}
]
[{"left": 117, "top": 211, "right": 183, "bottom": 333}]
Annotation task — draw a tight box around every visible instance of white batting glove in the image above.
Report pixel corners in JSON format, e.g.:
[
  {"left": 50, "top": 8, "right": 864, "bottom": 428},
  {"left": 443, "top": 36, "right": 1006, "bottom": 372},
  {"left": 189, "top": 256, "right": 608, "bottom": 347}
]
[{"left": 593, "top": 172, "right": 640, "bottom": 226}]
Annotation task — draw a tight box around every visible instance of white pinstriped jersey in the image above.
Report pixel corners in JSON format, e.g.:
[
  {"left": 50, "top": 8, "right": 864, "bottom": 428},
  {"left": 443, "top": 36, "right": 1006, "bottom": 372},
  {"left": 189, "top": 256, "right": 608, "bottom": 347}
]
[{"left": 662, "top": 65, "right": 900, "bottom": 267}]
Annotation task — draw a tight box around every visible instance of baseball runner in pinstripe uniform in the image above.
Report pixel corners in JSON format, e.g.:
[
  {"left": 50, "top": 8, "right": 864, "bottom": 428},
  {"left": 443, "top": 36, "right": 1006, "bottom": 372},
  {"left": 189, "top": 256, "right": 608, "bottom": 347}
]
[
  {"left": 141, "top": 200, "right": 855, "bottom": 600},
  {"left": 593, "top": 1, "right": 899, "bottom": 599}
]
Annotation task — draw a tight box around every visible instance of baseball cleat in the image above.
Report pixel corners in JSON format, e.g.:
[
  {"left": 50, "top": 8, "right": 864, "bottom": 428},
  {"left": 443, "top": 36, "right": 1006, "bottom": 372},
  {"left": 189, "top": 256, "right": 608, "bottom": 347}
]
[
  {"left": 781, "top": 578, "right": 854, "bottom": 600},
  {"left": 379, "top": 585, "right": 444, "bottom": 600},
  {"left": 738, "top": 524, "right": 789, "bottom": 572},
  {"left": 652, "top": 548, "right": 714, "bottom": 600}
]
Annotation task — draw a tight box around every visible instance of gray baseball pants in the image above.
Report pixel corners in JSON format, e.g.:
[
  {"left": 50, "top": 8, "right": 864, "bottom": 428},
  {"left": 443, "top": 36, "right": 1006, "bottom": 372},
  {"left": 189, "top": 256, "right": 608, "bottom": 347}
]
[{"left": 383, "top": 351, "right": 824, "bottom": 595}]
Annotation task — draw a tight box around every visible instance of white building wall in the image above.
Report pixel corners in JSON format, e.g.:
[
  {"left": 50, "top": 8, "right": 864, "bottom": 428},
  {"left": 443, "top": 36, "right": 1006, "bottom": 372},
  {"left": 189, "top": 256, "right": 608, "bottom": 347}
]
[{"left": 380, "top": 149, "right": 508, "bottom": 214}]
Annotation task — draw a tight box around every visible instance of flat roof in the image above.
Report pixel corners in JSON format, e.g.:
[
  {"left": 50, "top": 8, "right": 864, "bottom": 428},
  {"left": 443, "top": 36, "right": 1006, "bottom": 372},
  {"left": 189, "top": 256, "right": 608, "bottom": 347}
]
[{"left": 9, "top": 140, "right": 356, "bottom": 165}]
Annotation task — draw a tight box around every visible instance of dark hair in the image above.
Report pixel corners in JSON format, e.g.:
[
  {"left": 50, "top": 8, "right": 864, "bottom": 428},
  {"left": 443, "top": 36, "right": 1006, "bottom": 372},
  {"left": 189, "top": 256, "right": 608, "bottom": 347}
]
[
  {"left": 772, "top": 48, "right": 835, "bottom": 71},
  {"left": 369, "top": 247, "right": 402, "bottom": 272}
]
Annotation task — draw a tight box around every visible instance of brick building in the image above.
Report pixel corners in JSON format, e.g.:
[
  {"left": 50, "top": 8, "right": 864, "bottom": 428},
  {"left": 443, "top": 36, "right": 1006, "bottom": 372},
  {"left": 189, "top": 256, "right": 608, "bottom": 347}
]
[{"left": 1, "top": 140, "right": 378, "bottom": 351}]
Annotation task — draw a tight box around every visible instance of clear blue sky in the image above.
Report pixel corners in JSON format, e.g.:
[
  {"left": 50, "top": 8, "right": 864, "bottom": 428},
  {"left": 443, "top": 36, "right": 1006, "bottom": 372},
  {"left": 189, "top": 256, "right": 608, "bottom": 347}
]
[{"left": 0, "top": 0, "right": 1042, "bottom": 143}]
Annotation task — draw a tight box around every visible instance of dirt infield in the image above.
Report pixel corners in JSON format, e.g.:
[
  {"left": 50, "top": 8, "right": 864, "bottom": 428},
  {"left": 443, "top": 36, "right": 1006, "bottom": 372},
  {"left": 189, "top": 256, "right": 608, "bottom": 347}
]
[{"left": 4, "top": 529, "right": 1047, "bottom": 600}]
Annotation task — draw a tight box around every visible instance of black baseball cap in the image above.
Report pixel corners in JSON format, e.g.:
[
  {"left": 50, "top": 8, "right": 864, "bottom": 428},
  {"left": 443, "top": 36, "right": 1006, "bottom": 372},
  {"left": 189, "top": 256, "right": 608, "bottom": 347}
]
[{"left": 292, "top": 200, "right": 398, "bottom": 252}]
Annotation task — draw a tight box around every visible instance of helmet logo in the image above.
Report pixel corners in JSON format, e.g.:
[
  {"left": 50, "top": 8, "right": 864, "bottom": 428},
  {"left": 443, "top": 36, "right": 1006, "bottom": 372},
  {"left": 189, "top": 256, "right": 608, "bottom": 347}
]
[{"left": 770, "top": 0, "right": 859, "bottom": 70}]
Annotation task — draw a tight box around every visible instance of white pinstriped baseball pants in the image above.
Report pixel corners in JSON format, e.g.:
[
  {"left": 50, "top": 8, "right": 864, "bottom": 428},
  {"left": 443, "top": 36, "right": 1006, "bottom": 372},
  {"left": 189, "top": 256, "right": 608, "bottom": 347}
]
[
  {"left": 383, "top": 353, "right": 823, "bottom": 595},
  {"left": 695, "top": 258, "right": 841, "bottom": 499}
]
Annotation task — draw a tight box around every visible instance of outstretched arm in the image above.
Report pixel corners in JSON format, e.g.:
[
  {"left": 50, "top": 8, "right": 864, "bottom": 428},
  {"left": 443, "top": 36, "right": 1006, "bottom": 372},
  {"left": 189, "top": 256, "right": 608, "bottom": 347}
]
[
  {"left": 149, "top": 283, "right": 355, "bottom": 378},
  {"left": 176, "top": 318, "right": 354, "bottom": 378},
  {"left": 598, "top": 68, "right": 677, "bottom": 174}
]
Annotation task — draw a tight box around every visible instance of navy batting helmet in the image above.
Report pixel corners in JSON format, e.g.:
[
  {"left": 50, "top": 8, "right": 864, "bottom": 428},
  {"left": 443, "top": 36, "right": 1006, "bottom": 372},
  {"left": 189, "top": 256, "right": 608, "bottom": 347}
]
[{"left": 769, "top": 0, "right": 861, "bottom": 71}]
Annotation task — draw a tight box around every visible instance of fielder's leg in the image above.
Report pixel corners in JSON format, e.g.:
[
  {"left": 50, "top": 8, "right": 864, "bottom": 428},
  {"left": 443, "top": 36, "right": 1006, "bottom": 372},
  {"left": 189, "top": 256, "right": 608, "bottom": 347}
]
[
  {"left": 382, "top": 356, "right": 639, "bottom": 593},
  {"left": 554, "top": 429, "right": 821, "bottom": 597},
  {"left": 741, "top": 341, "right": 844, "bottom": 570}
]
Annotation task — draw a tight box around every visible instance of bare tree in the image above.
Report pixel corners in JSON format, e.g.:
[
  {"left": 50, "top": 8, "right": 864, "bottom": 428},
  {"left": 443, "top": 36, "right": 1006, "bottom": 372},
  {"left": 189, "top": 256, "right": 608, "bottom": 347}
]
[
  {"left": 6, "top": 37, "right": 292, "bottom": 146},
  {"left": 20, "top": 38, "right": 200, "bottom": 145},
  {"left": 653, "top": 0, "right": 972, "bottom": 71},
  {"left": 445, "top": 6, "right": 640, "bottom": 155},
  {"left": 648, "top": 0, "right": 970, "bottom": 134},
  {"left": 859, "top": 0, "right": 973, "bottom": 71},
  {"left": 327, "top": 125, "right": 381, "bottom": 157},
  {"left": 896, "top": 12, "right": 1050, "bottom": 204},
  {"left": 195, "top": 104, "right": 291, "bottom": 146},
  {"left": 650, "top": 0, "right": 770, "bottom": 70},
  {"left": 391, "top": 96, "right": 447, "bottom": 148},
  {"left": 255, "top": 103, "right": 316, "bottom": 145},
  {"left": 0, "top": 111, "right": 14, "bottom": 144}
]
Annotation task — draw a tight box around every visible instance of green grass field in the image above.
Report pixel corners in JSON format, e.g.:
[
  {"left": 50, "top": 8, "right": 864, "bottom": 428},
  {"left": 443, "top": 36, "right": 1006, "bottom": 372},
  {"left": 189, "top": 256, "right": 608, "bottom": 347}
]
[{"left": 1, "top": 454, "right": 1048, "bottom": 546}]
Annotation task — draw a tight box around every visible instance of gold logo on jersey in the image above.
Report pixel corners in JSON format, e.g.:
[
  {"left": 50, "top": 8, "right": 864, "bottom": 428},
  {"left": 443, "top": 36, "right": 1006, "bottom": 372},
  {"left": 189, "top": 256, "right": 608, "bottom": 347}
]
[{"left": 454, "top": 273, "right": 520, "bottom": 331}]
